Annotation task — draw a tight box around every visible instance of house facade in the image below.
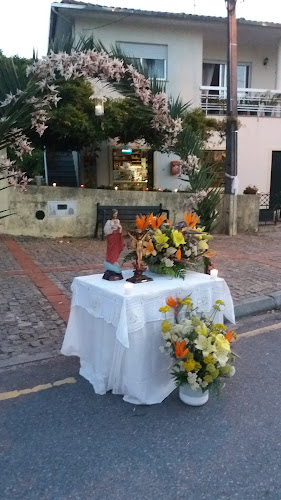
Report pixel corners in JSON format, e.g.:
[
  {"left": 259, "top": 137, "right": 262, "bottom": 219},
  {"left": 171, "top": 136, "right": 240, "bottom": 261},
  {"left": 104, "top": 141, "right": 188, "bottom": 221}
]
[{"left": 49, "top": 1, "right": 281, "bottom": 195}]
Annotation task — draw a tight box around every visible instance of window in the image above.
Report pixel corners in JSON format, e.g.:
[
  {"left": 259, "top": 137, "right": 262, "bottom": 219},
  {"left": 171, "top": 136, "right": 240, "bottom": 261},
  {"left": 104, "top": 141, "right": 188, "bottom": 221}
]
[
  {"left": 118, "top": 42, "right": 167, "bottom": 80},
  {"left": 203, "top": 62, "right": 250, "bottom": 93}
]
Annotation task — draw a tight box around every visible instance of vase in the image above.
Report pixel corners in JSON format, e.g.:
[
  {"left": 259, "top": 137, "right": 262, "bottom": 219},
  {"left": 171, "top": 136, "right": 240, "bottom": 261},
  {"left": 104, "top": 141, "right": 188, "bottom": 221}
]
[{"left": 179, "top": 384, "right": 209, "bottom": 406}]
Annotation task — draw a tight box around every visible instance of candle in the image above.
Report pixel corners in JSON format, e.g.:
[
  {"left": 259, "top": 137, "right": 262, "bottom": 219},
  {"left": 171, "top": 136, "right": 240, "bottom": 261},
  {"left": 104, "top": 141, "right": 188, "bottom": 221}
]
[
  {"left": 210, "top": 269, "right": 218, "bottom": 279},
  {"left": 80, "top": 184, "right": 84, "bottom": 188},
  {"left": 52, "top": 182, "right": 57, "bottom": 187},
  {"left": 174, "top": 188, "right": 178, "bottom": 193},
  {"left": 124, "top": 282, "right": 134, "bottom": 294},
  {"left": 114, "top": 186, "right": 118, "bottom": 191}
]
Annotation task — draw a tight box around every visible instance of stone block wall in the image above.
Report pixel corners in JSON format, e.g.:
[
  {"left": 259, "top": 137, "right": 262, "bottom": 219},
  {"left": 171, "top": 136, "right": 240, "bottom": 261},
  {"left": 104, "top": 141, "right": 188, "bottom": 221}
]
[{"left": 1, "top": 186, "right": 260, "bottom": 238}]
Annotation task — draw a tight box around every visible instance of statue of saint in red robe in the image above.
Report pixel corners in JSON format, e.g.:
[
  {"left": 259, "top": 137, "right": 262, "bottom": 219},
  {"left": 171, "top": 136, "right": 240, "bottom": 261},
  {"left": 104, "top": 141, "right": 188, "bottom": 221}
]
[{"left": 103, "top": 209, "right": 124, "bottom": 280}]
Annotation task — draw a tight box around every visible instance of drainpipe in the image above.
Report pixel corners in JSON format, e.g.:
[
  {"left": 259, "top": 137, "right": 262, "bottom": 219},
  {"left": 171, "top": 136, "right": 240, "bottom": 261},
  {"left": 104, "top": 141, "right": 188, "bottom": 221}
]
[
  {"left": 276, "top": 39, "right": 281, "bottom": 90},
  {"left": 43, "top": 147, "right": 48, "bottom": 185}
]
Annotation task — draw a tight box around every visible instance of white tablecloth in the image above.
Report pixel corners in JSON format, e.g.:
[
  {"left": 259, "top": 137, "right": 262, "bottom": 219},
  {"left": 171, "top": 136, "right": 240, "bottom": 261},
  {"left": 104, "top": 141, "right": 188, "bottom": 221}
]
[{"left": 61, "top": 270, "right": 235, "bottom": 405}]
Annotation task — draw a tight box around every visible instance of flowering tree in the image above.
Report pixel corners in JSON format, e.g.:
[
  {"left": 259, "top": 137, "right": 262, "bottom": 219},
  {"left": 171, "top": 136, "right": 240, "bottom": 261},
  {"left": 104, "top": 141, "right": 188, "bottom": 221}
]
[{"left": 0, "top": 46, "right": 183, "bottom": 218}]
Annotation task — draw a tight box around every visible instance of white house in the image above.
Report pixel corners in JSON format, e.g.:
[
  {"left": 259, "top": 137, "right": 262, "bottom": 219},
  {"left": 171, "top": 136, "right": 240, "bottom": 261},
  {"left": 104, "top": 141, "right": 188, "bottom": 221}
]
[{"left": 49, "top": 0, "right": 281, "bottom": 195}]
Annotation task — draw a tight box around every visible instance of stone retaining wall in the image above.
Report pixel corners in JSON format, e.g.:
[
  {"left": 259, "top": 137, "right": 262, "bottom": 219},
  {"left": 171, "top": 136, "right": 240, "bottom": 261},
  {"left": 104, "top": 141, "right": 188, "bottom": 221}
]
[{"left": 1, "top": 186, "right": 260, "bottom": 237}]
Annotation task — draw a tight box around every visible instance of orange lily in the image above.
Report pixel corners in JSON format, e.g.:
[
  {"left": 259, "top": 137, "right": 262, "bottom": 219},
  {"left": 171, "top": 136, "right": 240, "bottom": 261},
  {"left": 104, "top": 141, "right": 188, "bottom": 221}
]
[
  {"left": 184, "top": 211, "right": 200, "bottom": 229},
  {"left": 166, "top": 296, "right": 177, "bottom": 308},
  {"left": 174, "top": 340, "right": 189, "bottom": 358},
  {"left": 225, "top": 330, "right": 236, "bottom": 343},
  {"left": 136, "top": 214, "right": 150, "bottom": 230},
  {"left": 166, "top": 219, "right": 172, "bottom": 227},
  {"left": 150, "top": 214, "right": 166, "bottom": 229},
  {"left": 143, "top": 240, "right": 157, "bottom": 256},
  {"left": 176, "top": 249, "right": 181, "bottom": 260}
]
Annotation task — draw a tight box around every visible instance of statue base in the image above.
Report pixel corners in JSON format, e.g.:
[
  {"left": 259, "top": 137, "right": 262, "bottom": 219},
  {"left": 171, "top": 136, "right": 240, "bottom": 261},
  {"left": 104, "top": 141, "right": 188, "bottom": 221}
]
[
  {"left": 102, "top": 270, "right": 123, "bottom": 281},
  {"left": 126, "top": 269, "right": 153, "bottom": 284}
]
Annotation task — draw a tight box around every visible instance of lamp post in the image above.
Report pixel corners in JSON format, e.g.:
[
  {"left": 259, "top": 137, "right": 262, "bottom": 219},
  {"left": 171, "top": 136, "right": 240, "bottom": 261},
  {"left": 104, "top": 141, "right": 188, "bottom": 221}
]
[{"left": 225, "top": 0, "right": 238, "bottom": 235}]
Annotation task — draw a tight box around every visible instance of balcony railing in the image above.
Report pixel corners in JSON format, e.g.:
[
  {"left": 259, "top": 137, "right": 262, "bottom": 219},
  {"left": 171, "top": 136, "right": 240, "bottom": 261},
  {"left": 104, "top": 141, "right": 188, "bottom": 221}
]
[{"left": 200, "top": 86, "right": 281, "bottom": 116}]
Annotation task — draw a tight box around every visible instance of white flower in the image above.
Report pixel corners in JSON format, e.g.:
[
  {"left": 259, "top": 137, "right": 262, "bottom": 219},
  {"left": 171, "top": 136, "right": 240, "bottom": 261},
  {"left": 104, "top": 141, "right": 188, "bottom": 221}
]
[
  {"left": 163, "top": 331, "right": 171, "bottom": 340},
  {"left": 159, "top": 346, "right": 165, "bottom": 353},
  {"left": 213, "top": 350, "right": 229, "bottom": 367},
  {"left": 201, "top": 381, "right": 208, "bottom": 388},
  {"left": 165, "top": 247, "right": 177, "bottom": 257},
  {"left": 162, "top": 257, "right": 174, "bottom": 268}
]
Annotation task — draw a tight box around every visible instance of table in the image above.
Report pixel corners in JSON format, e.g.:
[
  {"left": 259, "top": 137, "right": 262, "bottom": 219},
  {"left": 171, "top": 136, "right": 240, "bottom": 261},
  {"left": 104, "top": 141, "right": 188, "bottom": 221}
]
[{"left": 61, "top": 270, "right": 235, "bottom": 405}]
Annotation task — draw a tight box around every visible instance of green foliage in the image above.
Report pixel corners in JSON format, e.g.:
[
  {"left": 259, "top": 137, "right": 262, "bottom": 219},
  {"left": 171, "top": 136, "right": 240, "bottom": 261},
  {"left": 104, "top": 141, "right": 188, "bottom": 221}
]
[
  {"left": 171, "top": 119, "right": 223, "bottom": 232},
  {"left": 181, "top": 108, "right": 222, "bottom": 142},
  {"left": 8, "top": 147, "right": 44, "bottom": 178}
]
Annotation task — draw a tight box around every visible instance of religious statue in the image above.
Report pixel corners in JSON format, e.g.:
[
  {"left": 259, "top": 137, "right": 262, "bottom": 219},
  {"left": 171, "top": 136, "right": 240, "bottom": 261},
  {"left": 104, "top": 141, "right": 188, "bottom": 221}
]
[
  {"left": 126, "top": 229, "right": 153, "bottom": 283},
  {"left": 103, "top": 209, "right": 124, "bottom": 281}
]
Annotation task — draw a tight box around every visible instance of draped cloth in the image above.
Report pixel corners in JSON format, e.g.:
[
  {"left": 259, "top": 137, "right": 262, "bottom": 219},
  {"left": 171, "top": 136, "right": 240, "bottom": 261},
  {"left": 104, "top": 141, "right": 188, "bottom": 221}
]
[{"left": 61, "top": 271, "right": 235, "bottom": 405}]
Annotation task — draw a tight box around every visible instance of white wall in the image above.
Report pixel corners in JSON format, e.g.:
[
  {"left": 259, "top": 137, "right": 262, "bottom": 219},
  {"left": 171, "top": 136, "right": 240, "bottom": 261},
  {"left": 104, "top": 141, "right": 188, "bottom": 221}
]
[
  {"left": 74, "top": 14, "right": 203, "bottom": 105},
  {"left": 153, "top": 152, "right": 187, "bottom": 191},
  {"left": 238, "top": 117, "right": 281, "bottom": 193},
  {"left": 203, "top": 42, "right": 277, "bottom": 90}
]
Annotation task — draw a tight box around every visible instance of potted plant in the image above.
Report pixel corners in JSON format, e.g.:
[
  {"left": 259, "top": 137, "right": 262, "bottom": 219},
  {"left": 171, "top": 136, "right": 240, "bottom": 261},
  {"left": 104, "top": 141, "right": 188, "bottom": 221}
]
[
  {"left": 159, "top": 296, "right": 237, "bottom": 406},
  {"left": 243, "top": 185, "right": 259, "bottom": 194}
]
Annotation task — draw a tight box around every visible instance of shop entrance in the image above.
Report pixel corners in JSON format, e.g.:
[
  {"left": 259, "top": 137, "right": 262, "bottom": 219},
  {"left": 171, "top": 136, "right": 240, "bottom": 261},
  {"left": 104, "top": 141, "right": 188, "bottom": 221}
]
[{"left": 112, "top": 147, "right": 153, "bottom": 190}]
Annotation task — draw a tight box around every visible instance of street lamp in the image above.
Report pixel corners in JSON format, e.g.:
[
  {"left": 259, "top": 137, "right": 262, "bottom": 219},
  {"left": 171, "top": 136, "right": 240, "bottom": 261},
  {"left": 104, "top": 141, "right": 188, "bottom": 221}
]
[{"left": 94, "top": 96, "right": 104, "bottom": 116}]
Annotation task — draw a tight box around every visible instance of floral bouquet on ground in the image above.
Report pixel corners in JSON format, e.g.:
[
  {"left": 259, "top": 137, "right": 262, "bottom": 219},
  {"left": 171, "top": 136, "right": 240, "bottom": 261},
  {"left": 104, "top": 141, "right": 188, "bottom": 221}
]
[
  {"left": 124, "top": 212, "right": 213, "bottom": 279},
  {"left": 159, "top": 296, "right": 237, "bottom": 394}
]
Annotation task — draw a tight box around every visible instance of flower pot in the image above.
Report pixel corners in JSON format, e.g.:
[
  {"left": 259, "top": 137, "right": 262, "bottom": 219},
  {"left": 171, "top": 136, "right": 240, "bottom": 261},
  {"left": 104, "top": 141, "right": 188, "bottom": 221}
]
[{"left": 179, "top": 385, "right": 209, "bottom": 406}]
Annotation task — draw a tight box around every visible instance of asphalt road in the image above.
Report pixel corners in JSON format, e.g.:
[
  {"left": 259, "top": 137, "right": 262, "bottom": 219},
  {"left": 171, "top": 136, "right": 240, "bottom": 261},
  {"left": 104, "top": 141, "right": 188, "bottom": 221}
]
[{"left": 1, "top": 311, "right": 281, "bottom": 500}]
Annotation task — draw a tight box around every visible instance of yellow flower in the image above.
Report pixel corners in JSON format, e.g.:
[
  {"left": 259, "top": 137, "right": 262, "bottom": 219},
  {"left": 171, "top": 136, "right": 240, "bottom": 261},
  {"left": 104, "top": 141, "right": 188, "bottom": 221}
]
[
  {"left": 162, "top": 320, "right": 171, "bottom": 333},
  {"left": 213, "top": 323, "right": 226, "bottom": 332},
  {"left": 154, "top": 230, "right": 169, "bottom": 250},
  {"left": 183, "top": 297, "right": 193, "bottom": 308},
  {"left": 215, "top": 334, "right": 231, "bottom": 352},
  {"left": 172, "top": 230, "right": 185, "bottom": 247},
  {"left": 159, "top": 305, "right": 171, "bottom": 313},
  {"left": 192, "top": 317, "right": 201, "bottom": 327},
  {"left": 197, "top": 239, "right": 209, "bottom": 252},
  {"left": 219, "top": 365, "right": 232, "bottom": 376},
  {"left": 194, "top": 362, "right": 202, "bottom": 371},
  {"left": 196, "top": 322, "right": 208, "bottom": 337},
  {"left": 204, "top": 374, "right": 213, "bottom": 383},
  {"left": 183, "top": 359, "right": 196, "bottom": 371},
  {"left": 203, "top": 354, "right": 215, "bottom": 365},
  {"left": 206, "top": 364, "right": 219, "bottom": 378},
  {"left": 215, "top": 300, "right": 225, "bottom": 306}
]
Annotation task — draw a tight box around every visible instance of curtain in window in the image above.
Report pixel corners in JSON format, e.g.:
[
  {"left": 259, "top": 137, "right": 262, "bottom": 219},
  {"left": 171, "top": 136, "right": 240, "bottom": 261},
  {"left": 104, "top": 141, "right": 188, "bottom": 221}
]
[
  {"left": 203, "top": 63, "right": 216, "bottom": 86},
  {"left": 144, "top": 59, "right": 165, "bottom": 79}
]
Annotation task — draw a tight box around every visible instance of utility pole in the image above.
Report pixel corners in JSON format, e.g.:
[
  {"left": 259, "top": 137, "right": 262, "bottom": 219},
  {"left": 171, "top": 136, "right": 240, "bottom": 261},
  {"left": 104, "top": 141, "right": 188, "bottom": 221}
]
[{"left": 225, "top": 0, "right": 238, "bottom": 235}]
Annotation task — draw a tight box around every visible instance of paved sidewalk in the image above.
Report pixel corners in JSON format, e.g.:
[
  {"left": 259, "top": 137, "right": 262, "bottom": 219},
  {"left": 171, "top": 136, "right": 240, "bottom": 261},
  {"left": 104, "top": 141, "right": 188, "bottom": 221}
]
[{"left": 0, "top": 231, "right": 281, "bottom": 366}]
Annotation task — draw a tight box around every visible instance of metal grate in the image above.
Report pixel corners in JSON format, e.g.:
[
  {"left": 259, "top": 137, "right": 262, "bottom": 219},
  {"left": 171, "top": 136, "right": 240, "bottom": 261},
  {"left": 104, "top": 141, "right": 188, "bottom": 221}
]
[{"left": 259, "top": 192, "right": 281, "bottom": 224}]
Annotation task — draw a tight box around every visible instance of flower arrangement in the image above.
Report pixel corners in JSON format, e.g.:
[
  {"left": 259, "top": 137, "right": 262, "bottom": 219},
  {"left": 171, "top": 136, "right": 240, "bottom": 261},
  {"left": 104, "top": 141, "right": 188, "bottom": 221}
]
[
  {"left": 124, "top": 212, "right": 213, "bottom": 278},
  {"left": 159, "top": 296, "right": 237, "bottom": 392}
]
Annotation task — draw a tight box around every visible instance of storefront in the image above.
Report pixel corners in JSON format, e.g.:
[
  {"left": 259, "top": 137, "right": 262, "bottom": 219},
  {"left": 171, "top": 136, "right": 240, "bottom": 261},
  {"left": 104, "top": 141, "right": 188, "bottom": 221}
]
[{"left": 112, "top": 147, "right": 153, "bottom": 190}]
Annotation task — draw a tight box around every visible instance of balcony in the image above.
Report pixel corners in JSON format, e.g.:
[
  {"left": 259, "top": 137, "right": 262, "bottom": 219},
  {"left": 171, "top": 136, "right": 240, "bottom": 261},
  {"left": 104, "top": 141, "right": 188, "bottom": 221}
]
[{"left": 200, "top": 86, "right": 281, "bottom": 117}]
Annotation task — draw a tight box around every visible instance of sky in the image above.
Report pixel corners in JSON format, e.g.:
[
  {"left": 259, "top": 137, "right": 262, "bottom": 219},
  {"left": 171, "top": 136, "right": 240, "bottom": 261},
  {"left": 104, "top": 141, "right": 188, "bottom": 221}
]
[{"left": 1, "top": 0, "right": 281, "bottom": 58}]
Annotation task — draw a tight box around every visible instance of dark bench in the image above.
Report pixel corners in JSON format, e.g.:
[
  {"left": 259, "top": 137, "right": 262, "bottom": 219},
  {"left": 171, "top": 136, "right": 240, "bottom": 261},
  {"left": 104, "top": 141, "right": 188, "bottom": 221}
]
[{"left": 94, "top": 203, "right": 170, "bottom": 240}]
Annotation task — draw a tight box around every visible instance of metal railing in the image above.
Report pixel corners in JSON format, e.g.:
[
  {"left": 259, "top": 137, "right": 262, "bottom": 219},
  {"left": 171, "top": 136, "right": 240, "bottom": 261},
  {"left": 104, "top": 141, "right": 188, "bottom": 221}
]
[
  {"left": 259, "top": 192, "right": 281, "bottom": 224},
  {"left": 200, "top": 86, "right": 281, "bottom": 116}
]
